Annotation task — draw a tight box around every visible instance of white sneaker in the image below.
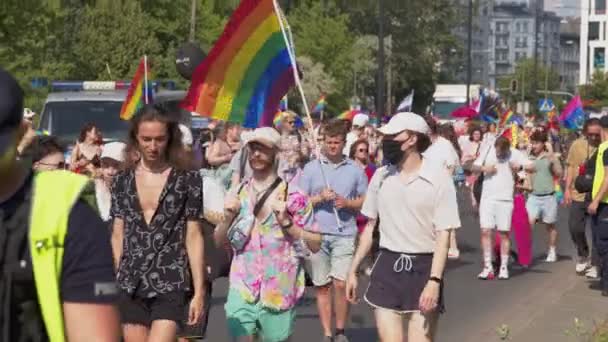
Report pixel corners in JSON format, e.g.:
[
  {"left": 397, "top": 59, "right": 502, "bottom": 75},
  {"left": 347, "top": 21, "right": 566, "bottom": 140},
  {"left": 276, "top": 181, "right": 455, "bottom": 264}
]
[
  {"left": 575, "top": 261, "right": 590, "bottom": 274},
  {"left": 586, "top": 266, "right": 599, "bottom": 279},
  {"left": 448, "top": 248, "right": 460, "bottom": 260},
  {"left": 545, "top": 249, "right": 557, "bottom": 263},
  {"left": 498, "top": 266, "right": 509, "bottom": 280},
  {"left": 478, "top": 267, "right": 495, "bottom": 280}
]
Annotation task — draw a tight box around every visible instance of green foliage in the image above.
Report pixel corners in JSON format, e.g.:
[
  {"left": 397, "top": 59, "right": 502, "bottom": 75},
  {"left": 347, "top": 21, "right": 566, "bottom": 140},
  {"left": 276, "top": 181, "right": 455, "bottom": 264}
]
[
  {"left": 580, "top": 71, "right": 608, "bottom": 109},
  {"left": 1, "top": 0, "right": 459, "bottom": 115},
  {"left": 497, "top": 58, "right": 561, "bottom": 106}
]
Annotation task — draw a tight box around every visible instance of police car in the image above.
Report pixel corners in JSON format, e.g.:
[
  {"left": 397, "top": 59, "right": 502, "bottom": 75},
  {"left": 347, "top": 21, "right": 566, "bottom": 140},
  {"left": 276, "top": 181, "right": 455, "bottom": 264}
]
[{"left": 37, "top": 81, "right": 192, "bottom": 164}]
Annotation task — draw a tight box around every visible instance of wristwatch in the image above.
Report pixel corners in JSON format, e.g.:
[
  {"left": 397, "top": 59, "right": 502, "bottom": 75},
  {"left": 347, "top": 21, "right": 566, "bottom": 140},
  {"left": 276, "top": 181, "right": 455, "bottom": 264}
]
[{"left": 429, "top": 276, "right": 442, "bottom": 284}]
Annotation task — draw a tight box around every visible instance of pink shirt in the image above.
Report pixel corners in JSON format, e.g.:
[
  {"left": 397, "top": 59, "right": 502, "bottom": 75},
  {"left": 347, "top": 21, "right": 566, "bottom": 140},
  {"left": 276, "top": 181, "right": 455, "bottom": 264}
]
[{"left": 229, "top": 181, "right": 317, "bottom": 310}]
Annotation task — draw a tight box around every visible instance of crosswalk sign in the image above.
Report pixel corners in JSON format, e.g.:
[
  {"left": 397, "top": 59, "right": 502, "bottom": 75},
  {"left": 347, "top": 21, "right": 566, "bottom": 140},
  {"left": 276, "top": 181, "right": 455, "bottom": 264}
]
[{"left": 538, "top": 98, "right": 555, "bottom": 113}]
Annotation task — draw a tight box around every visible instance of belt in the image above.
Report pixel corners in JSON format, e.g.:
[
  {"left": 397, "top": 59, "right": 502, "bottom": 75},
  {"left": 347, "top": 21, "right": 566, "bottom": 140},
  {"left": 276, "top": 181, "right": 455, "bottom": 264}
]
[{"left": 533, "top": 192, "right": 555, "bottom": 197}]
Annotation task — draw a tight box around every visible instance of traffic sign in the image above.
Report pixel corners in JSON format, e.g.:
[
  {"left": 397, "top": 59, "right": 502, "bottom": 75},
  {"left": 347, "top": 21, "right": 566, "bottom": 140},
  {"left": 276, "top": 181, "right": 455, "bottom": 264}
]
[{"left": 538, "top": 98, "right": 555, "bottom": 112}]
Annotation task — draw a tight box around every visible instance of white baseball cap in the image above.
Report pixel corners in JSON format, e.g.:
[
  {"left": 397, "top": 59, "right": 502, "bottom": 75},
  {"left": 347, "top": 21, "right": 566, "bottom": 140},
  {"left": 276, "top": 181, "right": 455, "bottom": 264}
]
[
  {"left": 352, "top": 113, "right": 369, "bottom": 127},
  {"left": 247, "top": 127, "right": 281, "bottom": 149},
  {"left": 23, "top": 108, "right": 35, "bottom": 119},
  {"left": 378, "top": 112, "right": 430, "bottom": 135},
  {"left": 178, "top": 124, "right": 193, "bottom": 146},
  {"left": 100, "top": 142, "right": 126, "bottom": 162}
]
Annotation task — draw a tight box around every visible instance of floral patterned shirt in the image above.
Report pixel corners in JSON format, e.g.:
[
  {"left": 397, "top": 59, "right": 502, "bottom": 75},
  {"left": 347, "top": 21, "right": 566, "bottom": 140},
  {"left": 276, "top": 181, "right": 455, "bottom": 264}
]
[
  {"left": 229, "top": 180, "right": 316, "bottom": 311},
  {"left": 110, "top": 169, "right": 202, "bottom": 298}
]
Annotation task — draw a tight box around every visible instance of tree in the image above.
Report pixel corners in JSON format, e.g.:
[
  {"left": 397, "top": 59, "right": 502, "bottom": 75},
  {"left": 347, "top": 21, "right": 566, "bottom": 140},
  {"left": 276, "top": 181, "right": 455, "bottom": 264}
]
[
  {"left": 497, "top": 58, "right": 560, "bottom": 106},
  {"left": 580, "top": 71, "right": 608, "bottom": 109}
]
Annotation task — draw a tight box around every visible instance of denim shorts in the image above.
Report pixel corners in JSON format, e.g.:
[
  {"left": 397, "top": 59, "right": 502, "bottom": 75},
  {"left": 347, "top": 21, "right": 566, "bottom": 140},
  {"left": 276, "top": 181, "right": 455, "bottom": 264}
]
[
  {"left": 305, "top": 234, "right": 356, "bottom": 286},
  {"left": 526, "top": 194, "right": 558, "bottom": 224}
]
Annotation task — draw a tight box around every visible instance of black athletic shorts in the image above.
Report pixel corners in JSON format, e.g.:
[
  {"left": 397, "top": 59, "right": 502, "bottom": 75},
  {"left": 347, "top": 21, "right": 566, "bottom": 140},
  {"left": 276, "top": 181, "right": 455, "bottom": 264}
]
[
  {"left": 364, "top": 249, "right": 444, "bottom": 313},
  {"left": 119, "top": 291, "right": 187, "bottom": 326}
]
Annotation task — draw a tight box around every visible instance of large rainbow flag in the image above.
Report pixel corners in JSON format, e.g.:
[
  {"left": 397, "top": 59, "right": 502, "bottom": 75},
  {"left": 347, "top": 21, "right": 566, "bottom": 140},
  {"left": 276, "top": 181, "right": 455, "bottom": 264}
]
[
  {"left": 181, "top": 0, "right": 295, "bottom": 128},
  {"left": 119, "top": 57, "right": 153, "bottom": 120}
]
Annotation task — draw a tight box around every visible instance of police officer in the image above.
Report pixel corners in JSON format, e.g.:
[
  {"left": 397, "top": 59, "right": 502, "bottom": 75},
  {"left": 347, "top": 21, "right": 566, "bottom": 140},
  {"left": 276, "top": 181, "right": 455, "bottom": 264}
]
[{"left": 0, "top": 68, "right": 120, "bottom": 341}]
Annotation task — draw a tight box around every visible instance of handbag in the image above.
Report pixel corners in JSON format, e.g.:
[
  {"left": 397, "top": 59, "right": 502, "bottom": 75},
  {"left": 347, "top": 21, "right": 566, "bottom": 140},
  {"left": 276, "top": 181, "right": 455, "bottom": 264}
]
[
  {"left": 227, "top": 178, "right": 283, "bottom": 251},
  {"left": 574, "top": 149, "right": 597, "bottom": 194}
]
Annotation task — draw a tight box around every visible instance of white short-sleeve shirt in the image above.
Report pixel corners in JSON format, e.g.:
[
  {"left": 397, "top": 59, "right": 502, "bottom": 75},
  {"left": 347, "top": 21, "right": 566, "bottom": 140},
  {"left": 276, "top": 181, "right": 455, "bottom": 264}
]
[
  {"left": 423, "top": 136, "right": 460, "bottom": 169},
  {"left": 361, "top": 161, "right": 461, "bottom": 254},
  {"left": 474, "top": 144, "right": 531, "bottom": 201}
]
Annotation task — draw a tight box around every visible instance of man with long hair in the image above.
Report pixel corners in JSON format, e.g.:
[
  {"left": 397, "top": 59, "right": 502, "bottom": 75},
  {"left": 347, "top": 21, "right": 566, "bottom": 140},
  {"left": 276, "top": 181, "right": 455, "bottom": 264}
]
[{"left": 110, "top": 105, "right": 205, "bottom": 341}]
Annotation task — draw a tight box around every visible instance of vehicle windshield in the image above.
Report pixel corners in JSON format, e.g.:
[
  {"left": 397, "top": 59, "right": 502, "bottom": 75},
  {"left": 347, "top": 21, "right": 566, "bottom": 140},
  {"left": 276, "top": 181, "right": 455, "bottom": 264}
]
[
  {"left": 39, "top": 101, "right": 129, "bottom": 143},
  {"left": 433, "top": 101, "right": 464, "bottom": 120}
]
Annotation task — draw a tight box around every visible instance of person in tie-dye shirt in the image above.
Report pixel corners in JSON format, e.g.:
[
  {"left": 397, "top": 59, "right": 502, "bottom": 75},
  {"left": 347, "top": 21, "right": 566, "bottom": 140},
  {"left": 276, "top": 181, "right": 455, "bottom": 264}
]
[{"left": 214, "top": 127, "right": 321, "bottom": 342}]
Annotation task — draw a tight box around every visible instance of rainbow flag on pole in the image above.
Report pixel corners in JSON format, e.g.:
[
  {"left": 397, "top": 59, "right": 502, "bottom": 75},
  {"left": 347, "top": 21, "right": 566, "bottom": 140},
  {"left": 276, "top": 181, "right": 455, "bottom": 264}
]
[
  {"left": 498, "top": 108, "right": 513, "bottom": 128},
  {"left": 181, "top": 0, "right": 296, "bottom": 128},
  {"left": 120, "top": 56, "right": 153, "bottom": 120},
  {"left": 312, "top": 95, "right": 326, "bottom": 113}
]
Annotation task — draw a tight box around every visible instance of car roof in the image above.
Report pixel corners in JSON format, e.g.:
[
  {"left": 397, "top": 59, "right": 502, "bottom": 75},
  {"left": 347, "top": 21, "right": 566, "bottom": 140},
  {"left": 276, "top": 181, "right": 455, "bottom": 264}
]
[{"left": 44, "top": 90, "right": 186, "bottom": 103}]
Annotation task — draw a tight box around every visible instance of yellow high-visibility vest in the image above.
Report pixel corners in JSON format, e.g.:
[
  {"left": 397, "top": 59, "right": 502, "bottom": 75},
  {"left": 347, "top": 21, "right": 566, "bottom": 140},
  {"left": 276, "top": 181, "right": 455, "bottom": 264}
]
[
  {"left": 592, "top": 141, "right": 608, "bottom": 204},
  {"left": 29, "top": 170, "right": 90, "bottom": 342}
]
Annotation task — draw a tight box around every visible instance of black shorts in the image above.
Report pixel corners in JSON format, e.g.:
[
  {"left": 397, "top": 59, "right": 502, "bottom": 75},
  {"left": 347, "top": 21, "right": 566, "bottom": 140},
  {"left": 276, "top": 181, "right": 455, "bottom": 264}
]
[
  {"left": 364, "top": 249, "right": 444, "bottom": 313},
  {"left": 119, "top": 291, "right": 187, "bottom": 326}
]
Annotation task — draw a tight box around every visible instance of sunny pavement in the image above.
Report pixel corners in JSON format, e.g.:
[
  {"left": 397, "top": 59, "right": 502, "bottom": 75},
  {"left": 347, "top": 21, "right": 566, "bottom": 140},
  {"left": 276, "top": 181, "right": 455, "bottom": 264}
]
[{"left": 202, "top": 187, "right": 607, "bottom": 341}]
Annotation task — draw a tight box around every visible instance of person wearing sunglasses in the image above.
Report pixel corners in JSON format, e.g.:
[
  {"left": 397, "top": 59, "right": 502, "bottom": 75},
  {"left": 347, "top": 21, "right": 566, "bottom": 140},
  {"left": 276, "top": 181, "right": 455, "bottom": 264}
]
[
  {"left": 30, "top": 135, "right": 67, "bottom": 171},
  {"left": 565, "top": 118, "right": 602, "bottom": 278}
]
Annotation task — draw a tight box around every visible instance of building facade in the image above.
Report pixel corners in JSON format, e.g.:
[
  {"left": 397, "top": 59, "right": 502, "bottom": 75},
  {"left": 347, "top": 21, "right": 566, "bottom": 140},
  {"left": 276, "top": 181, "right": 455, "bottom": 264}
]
[
  {"left": 488, "top": 2, "right": 561, "bottom": 89},
  {"left": 559, "top": 19, "right": 580, "bottom": 92},
  {"left": 580, "top": 0, "right": 608, "bottom": 85}
]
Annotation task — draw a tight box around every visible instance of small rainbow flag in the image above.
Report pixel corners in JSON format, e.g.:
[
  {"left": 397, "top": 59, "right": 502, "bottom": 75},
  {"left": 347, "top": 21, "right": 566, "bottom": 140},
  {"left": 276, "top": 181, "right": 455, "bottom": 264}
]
[
  {"left": 181, "top": 0, "right": 296, "bottom": 128},
  {"left": 279, "top": 96, "right": 288, "bottom": 111},
  {"left": 312, "top": 95, "right": 326, "bottom": 113},
  {"left": 554, "top": 177, "right": 564, "bottom": 204},
  {"left": 498, "top": 109, "right": 514, "bottom": 128},
  {"left": 338, "top": 109, "right": 359, "bottom": 121},
  {"left": 120, "top": 57, "right": 153, "bottom": 120}
]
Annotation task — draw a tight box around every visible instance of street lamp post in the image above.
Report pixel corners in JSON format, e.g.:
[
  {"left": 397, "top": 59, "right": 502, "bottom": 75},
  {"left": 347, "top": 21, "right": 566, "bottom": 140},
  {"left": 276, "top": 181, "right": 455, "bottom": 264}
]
[{"left": 377, "top": 0, "right": 386, "bottom": 116}]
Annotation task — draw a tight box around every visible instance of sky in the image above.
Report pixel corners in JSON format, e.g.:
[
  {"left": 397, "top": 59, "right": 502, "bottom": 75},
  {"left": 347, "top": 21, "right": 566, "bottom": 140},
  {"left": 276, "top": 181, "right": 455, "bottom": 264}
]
[{"left": 544, "top": 0, "right": 579, "bottom": 17}]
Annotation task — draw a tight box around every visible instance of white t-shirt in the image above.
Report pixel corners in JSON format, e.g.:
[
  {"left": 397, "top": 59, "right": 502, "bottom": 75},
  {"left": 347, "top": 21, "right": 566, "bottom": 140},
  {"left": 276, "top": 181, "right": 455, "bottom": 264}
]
[
  {"left": 343, "top": 131, "right": 359, "bottom": 156},
  {"left": 474, "top": 145, "right": 531, "bottom": 201},
  {"left": 424, "top": 136, "right": 460, "bottom": 170},
  {"left": 361, "top": 162, "right": 461, "bottom": 254}
]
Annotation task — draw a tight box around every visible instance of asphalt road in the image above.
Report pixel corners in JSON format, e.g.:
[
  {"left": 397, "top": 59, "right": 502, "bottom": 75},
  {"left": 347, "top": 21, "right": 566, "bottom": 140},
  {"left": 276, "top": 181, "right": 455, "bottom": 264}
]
[{"left": 202, "top": 186, "right": 579, "bottom": 341}]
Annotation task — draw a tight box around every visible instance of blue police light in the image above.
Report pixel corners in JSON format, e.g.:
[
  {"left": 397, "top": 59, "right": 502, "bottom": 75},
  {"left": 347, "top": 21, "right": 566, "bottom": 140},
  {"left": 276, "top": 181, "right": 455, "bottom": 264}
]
[
  {"left": 30, "top": 78, "right": 48, "bottom": 89},
  {"left": 50, "top": 80, "right": 176, "bottom": 92}
]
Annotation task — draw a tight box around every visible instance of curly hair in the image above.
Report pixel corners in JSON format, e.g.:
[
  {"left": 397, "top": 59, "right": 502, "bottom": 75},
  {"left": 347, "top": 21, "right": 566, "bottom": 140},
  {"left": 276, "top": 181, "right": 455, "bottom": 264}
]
[
  {"left": 124, "top": 104, "right": 193, "bottom": 170},
  {"left": 78, "top": 123, "right": 100, "bottom": 143}
]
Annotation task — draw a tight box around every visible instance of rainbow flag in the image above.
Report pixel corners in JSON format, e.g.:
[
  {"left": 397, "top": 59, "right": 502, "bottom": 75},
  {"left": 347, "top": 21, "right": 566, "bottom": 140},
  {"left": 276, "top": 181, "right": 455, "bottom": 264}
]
[
  {"left": 498, "top": 109, "right": 513, "bottom": 127},
  {"left": 273, "top": 111, "right": 303, "bottom": 127},
  {"left": 279, "top": 95, "right": 288, "bottom": 111},
  {"left": 312, "top": 95, "right": 326, "bottom": 113},
  {"left": 338, "top": 109, "right": 359, "bottom": 121},
  {"left": 181, "top": 0, "right": 295, "bottom": 128},
  {"left": 554, "top": 177, "right": 564, "bottom": 204},
  {"left": 559, "top": 95, "right": 585, "bottom": 130},
  {"left": 120, "top": 57, "right": 153, "bottom": 120}
]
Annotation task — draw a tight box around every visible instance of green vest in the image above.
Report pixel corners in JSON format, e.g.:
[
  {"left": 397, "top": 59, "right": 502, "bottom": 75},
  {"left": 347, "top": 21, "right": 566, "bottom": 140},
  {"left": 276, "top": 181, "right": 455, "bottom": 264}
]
[
  {"left": 592, "top": 141, "right": 608, "bottom": 204},
  {"left": 29, "top": 171, "right": 90, "bottom": 342}
]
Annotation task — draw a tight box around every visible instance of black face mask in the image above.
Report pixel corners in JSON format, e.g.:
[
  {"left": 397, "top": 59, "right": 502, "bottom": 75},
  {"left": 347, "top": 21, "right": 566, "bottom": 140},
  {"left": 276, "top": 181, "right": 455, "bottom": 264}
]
[{"left": 382, "top": 139, "right": 406, "bottom": 166}]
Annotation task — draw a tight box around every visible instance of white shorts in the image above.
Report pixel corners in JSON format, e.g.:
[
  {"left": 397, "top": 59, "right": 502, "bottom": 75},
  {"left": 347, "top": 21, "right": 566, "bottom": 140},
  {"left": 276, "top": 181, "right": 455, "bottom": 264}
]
[{"left": 479, "top": 198, "right": 513, "bottom": 232}]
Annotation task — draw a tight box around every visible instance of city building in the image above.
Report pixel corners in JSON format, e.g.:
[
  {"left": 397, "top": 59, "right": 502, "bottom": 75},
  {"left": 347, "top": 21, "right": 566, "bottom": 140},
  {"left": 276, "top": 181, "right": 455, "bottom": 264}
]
[
  {"left": 559, "top": 18, "right": 580, "bottom": 92},
  {"left": 488, "top": 2, "right": 562, "bottom": 89},
  {"left": 446, "top": 0, "right": 492, "bottom": 85},
  {"left": 579, "top": 0, "right": 607, "bottom": 85}
]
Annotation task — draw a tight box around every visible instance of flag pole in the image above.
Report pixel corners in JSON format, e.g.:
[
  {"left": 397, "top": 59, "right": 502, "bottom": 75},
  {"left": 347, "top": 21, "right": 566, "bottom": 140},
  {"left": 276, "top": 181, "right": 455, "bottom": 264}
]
[
  {"left": 144, "top": 55, "right": 149, "bottom": 104},
  {"left": 273, "top": 0, "right": 343, "bottom": 228}
]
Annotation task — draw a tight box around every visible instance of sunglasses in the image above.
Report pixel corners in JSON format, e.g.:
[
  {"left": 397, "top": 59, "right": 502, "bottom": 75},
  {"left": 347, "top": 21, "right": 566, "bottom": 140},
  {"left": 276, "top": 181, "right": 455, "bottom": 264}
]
[
  {"left": 248, "top": 142, "right": 272, "bottom": 152},
  {"left": 587, "top": 133, "right": 601, "bottom": 138},
  {"left": 357, "top": 148, "right": 368, "bottom": 153}
]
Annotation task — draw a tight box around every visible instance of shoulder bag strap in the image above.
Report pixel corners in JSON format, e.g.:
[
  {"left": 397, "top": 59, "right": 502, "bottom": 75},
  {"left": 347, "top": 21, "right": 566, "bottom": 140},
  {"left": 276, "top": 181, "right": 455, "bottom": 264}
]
[{"left": 253, "top": 177, "right": 283, "bottom": 217}]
